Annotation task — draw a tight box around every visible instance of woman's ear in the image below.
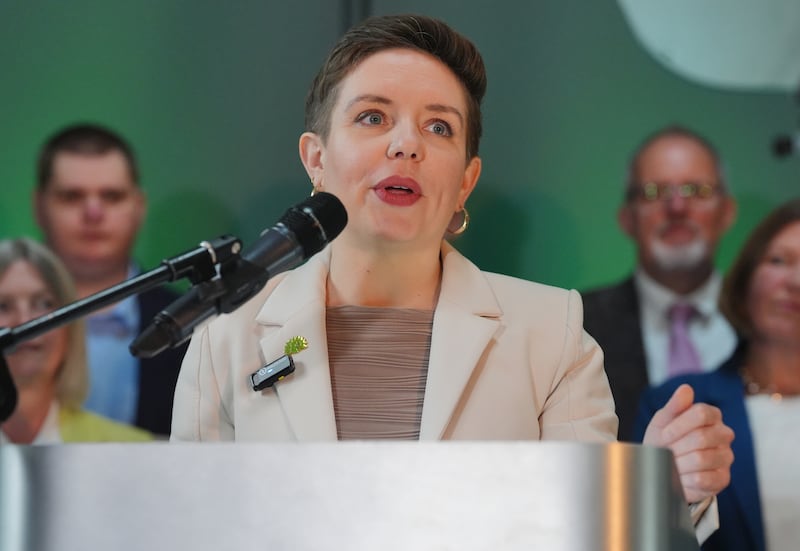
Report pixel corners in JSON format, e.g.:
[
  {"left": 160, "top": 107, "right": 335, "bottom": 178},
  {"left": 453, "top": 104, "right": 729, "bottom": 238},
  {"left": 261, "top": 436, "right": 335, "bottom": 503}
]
[
  {"left": 459, "top": 156, "right": 481, "bottom": 205},
  {"left": 299, "top": 132, "right": 324, "bottom": 183}
]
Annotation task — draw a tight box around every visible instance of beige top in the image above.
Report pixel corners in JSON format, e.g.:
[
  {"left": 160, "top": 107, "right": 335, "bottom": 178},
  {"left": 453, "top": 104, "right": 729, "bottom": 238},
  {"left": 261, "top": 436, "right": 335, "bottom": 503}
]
[
  {"left": 326, "top": 305, "right": 434, "bottom": 440},
  {"left": 745, "top": 394, "right": 800, "bottom": 549}
]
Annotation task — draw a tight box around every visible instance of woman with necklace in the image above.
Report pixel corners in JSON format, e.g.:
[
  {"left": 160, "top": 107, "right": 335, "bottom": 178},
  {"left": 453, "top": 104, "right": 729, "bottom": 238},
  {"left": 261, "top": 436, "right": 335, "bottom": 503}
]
[{"left": 635, "top": 197, "right": 800, "bottom": 551}]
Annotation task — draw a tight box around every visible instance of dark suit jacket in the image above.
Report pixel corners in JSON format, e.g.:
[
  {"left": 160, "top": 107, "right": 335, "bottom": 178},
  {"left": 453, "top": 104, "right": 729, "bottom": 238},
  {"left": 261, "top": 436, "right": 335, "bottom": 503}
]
[
  {"left": 582, "top": 277, "right": 648, "bottom": 441},
  {"left": 632, "top": 343, "right": 766, "bottom": 551},
  {"left": 135, "top": 286, "right": 188, "bottom": 436}
]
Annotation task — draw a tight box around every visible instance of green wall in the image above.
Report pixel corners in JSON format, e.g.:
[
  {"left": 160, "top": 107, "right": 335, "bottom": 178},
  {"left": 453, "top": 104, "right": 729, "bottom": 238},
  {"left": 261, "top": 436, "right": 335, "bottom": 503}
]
[{"left": 1, "top": 1, "right": 797, "bottom": 293}]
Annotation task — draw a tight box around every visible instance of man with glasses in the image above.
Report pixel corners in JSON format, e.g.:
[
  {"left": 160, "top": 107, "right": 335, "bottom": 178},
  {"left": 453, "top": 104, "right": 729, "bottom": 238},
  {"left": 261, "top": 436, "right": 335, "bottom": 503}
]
[{"left": 583, "top": 126, "right": 738, "bottom": 441}]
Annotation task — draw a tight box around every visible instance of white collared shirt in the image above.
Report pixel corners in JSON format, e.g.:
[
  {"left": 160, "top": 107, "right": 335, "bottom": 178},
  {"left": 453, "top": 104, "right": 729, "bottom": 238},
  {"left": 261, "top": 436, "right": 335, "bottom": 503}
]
[{"left": 634, "top": 269, "right": 737, "bottom": 386}]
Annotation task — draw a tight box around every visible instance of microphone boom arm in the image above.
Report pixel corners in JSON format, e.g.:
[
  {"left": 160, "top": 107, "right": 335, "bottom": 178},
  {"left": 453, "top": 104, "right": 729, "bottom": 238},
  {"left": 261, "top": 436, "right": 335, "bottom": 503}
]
[
  {"left": 0, "top": 234, "right": 242, "bottom": 423},
  {"left": 128, "top": 192, "right": 348, "bottom": 360},
  {"left": 128, "top": 228, "right": 298, "bottom": 359}
]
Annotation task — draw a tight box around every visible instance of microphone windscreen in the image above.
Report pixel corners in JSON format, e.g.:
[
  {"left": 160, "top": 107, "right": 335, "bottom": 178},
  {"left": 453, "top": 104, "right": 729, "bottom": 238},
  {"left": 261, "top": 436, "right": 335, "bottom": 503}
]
[{"left": 280, "top": 192, "right": 348, "bottom": 258}]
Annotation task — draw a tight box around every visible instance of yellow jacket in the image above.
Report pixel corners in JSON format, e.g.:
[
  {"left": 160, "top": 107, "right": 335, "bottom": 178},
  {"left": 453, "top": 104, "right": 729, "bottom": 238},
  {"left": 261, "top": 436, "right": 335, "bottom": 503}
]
[{"left": 59, "top": 408, "right": 153, "bottom": 442}]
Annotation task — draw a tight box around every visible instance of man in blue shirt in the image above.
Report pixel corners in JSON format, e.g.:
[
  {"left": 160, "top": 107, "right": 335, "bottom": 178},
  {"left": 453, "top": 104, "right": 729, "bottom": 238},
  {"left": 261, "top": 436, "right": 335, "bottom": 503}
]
[{"left": 34, "top": 123, "right": 186, "bottom": 437}]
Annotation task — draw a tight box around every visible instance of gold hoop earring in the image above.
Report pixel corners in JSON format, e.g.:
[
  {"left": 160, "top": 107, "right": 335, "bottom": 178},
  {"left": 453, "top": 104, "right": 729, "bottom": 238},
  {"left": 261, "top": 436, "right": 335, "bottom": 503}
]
[
  {"left": 310, "top": 180, "right": 321, "bottom": 197},
  {"left": 447, "top": 207, "right": 470, "bottom": 235}
]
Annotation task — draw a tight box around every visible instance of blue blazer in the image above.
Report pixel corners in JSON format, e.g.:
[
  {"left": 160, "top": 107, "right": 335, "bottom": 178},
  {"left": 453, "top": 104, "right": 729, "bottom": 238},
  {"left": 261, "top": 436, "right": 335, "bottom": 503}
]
[{"left": 633, "top": 343, "right": 766, "bottom": 551}]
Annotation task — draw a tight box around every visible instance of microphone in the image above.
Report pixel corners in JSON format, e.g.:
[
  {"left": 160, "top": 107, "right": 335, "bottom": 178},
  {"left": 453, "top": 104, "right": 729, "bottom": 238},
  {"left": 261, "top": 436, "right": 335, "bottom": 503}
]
[
  {"left": 130, "top": 192, "right": 347, "bottom": 358},
  {"left": 772, "top": 132, "right": 800, "bottom": 158},
  {"left": 0, "top": 350, "right": 16, "bottom": 422}
]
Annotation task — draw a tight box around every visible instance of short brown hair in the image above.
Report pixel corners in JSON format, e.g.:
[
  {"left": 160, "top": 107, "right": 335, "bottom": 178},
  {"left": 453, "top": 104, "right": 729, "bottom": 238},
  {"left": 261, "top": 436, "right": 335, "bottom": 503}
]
[
  {"left": 0, "top": 238, "right": 88, "bottom": 409},
  {"left": 304, "top": 14, "right": 486, "bottom": 159},
  {"left": 720, "top": 198, "right": 800, "bottom": 336},
  {"left": 37, "top": 123, "right": 139, "bottom": 190}
]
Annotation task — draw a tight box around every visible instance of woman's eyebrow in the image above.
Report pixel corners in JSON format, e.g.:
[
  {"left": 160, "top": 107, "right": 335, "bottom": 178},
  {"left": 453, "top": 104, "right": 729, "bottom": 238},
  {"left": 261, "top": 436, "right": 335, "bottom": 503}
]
[
  {"left": 345, "top": 94, "right": 392, "bottom": 109},
  {"left": 426, "top": 103, "right": 464, "bottom": 126}
]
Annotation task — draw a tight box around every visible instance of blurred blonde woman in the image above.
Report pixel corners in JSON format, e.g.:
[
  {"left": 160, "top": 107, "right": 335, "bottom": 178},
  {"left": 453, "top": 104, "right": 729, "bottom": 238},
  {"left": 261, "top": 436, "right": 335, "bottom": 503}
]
[{"left": 0, "top": 238, "right": 151, "bottom": 443}]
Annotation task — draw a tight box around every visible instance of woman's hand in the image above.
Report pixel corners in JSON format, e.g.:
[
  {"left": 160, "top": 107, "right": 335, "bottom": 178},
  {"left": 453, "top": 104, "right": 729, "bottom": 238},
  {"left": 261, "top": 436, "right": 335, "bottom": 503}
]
[{"left": 643, "top": 384, "right": 735, "bottom": 504}]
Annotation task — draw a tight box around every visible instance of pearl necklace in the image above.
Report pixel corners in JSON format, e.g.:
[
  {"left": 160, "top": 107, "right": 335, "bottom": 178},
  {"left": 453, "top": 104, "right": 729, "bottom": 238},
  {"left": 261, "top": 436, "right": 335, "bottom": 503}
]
[{"left": 741, "top": 368, "right": 786, "bottom": 402}]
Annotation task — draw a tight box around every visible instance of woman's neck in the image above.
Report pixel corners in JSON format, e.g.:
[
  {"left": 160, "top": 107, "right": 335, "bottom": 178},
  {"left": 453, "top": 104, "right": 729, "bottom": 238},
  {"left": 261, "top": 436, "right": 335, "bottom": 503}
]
[
  {"left": 743, "top": 340, "right": 800, "bottom": 396},
  {"left": 1, "top": 387, "right": 54, "bottom": 444},
  {"left": 327, "top": 243, "right": 442, "bottom": 309}
]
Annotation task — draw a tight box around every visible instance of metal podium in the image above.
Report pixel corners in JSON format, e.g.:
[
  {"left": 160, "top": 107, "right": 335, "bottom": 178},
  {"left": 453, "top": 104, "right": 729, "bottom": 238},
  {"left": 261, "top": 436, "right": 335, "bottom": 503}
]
[{"left": 0, "top": 441, "right": 699, "bottom": 551}]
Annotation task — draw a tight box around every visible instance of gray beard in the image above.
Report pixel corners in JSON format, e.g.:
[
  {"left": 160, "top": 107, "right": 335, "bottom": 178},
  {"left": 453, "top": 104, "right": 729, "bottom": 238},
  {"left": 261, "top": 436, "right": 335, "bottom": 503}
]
[{"left": 650, "top": 238, "right": 709, "bottom": 272}]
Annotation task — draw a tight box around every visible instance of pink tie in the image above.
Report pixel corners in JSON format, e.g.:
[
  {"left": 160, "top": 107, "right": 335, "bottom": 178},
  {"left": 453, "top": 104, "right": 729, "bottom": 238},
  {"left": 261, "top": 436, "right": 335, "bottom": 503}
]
[{"left": 667, "top": 303, "right": 703, "bottom": 378}]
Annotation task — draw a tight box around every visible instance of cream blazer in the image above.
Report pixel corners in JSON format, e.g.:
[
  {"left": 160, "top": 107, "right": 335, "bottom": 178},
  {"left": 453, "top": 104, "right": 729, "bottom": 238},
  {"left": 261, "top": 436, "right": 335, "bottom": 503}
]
[{"left": 171, "top": 242, "right": 618, "bottom": 442}]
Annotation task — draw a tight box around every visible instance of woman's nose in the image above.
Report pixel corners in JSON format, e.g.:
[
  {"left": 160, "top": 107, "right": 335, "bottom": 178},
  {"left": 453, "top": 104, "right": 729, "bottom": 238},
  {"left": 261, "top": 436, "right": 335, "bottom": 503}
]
[
  {"left": 386, "top": 123, "right": 424, "bottom": 161},
  {"left": 788, "top": 262, "right": 800, "bottom": 288}
]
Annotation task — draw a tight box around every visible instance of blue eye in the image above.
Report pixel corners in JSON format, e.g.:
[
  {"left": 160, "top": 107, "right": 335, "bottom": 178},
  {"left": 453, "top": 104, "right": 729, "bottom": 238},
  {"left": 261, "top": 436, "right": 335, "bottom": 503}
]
[
  {"left": 357, "top": 111, "right": 384, "bottom": 125},
  {"left": 427, "top": 120, "right": 452, "bottom": 136}
]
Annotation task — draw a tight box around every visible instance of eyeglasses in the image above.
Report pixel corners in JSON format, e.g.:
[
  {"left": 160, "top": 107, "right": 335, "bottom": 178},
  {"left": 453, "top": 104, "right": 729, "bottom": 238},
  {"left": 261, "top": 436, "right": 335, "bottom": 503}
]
[{"left": 626, "top": 181, "right": 723, "bottom": 203}]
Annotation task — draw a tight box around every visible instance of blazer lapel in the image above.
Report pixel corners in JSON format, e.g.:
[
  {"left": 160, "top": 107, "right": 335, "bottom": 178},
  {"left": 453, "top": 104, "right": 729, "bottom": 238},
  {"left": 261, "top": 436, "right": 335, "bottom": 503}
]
[
  {"left": 419, "top": 243, "right": 501, "bottom": 440},
  {"left": 254, "top": 247, "right": 338, "bottom": 440},
  {"left": 709, "top": 369, "right": 765, "bottom": 550},
  {"left": 252, "top": 244, "right": 501, "bottom": 441}
]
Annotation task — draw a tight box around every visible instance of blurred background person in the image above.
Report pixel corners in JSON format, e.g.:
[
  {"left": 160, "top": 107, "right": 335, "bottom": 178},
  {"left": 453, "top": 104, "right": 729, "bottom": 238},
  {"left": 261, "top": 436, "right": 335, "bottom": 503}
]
[
  {"left": 33, "top": 123, "right": 186, "bottom": 437},
  {"left": 635, "top": 197, "right": 800, "bottom": 551},
  {"left": 0, "top": 238, "right": 152, "bottom": 443},
  {"left": 583, "top": 125, "right": 738, "bottom": 440}
]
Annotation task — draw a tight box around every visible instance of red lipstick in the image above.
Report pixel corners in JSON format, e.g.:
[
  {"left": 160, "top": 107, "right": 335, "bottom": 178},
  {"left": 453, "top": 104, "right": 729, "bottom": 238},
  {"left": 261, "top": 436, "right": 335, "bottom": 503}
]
[{"left": 373, "top": 176, "right": 422, "bottom": 206}]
